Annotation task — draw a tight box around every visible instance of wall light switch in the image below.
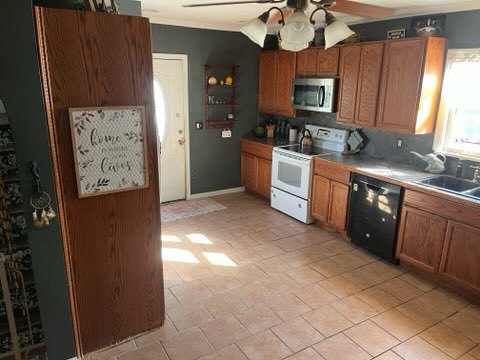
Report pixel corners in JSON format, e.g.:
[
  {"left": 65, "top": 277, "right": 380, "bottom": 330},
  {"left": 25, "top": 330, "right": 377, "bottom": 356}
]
[
  {"left": 222, "top": 129, "right": 232, "bottom": 138},
  {"left": 397, "top": 139, "right": 403, "bottom": 148},
  {"left": 195, "top": 122, "right": 203, "bottom": 130}
]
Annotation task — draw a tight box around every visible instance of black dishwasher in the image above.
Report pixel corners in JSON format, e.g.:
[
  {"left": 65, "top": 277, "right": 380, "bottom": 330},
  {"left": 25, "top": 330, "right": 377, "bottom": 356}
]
[{"left": 347, "top": 173, "right": 403, "bottom": 263}]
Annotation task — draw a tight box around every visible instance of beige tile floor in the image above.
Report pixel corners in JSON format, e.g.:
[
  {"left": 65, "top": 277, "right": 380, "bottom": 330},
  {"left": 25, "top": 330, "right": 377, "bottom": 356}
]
[{"left": 88, "top": 192, "right": 480, "bottom": 360}]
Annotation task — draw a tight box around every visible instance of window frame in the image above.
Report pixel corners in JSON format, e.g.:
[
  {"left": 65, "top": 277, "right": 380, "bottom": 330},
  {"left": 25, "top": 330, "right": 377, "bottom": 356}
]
[{"left": 433, "top": 48, "right": 480, "bottom": 161}]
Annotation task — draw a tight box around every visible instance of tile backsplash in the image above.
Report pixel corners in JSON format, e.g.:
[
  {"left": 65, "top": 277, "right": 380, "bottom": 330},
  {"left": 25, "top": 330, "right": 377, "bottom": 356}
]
[{"left": 267, "top": 113, "right": 480, "bottom": 177}]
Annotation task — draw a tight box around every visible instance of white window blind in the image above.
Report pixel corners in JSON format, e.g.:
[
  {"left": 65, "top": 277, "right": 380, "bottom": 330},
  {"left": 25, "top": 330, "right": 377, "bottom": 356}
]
[{"left": 434, "top": 48, "right": 480, "bottom": 160}]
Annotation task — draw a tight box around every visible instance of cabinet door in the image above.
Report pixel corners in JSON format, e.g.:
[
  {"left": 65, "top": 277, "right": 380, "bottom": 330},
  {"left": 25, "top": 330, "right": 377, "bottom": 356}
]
[
  {"left": 274, "top": 51, "right": 296, "bottom": 116},
  {"left": 256, "top": 157, "right": 272, "bottom": 198},
  {"left": 355, "top": 43, "right": 384, "bottom": 127},
  {"left": 439, "top": 221, "right": 480, "bottom": 296},
  {"left": 311, "top": 175, "right": 330, "bottom": 222},
  {"left": 316, "top": 47, "right": 339, "bottom": 75},
  {"left": 328, "top": 181, "right": 350, "bottom": 231},
  {"left": 296, "top": 48, "right": 317, "bottom": 76},
  {"left": 396, "top": 206, "right": 447, "bottom": 273},
  {"left": 376, "top": 39, "right": 425, "bottom": 133},
  {"left": 337, "top": 45, "right": 361, "bottom": 124},
  {"left": 241, "top": 152, "right": 257, "bottom": 191},
  {"left": 259, "top": 52, "right": 277, "bottom": 113}
]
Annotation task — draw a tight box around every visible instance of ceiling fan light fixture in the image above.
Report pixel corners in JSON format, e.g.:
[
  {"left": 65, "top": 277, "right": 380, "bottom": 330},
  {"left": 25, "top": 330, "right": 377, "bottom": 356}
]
[
  {"left": 323, "top": 12, "right": 355, "bottom": 49},
  {"left": 240, "top": 14, "right": 269, "bottom": 47},
  {"left": 279, "top": 9, "right": 315, "bottom": 48}
]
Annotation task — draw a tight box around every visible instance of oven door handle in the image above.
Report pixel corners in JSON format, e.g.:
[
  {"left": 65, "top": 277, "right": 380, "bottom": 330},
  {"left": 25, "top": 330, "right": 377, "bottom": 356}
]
[{"left": 273, "top": 152, "right": 311, "bottom": 166}]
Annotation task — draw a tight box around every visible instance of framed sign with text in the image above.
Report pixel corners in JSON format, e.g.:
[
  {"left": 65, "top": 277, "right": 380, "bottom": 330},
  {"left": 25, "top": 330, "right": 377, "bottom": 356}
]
[{"left": 69, "top": 106, "right": 149, "bottom": 198}]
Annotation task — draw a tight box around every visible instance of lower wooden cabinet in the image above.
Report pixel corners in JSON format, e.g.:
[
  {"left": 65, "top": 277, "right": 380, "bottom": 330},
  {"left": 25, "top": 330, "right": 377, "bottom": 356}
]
[
  {"left": 312, "top": 175, "right": 330, "bottom": 222},
  {"left": 397, "top": 189, "right": 480, "bottom": 298},
  {"left": 396, "top": 206, "right": 447, "bottom": 273},
  {"left": 240, "top": 140, "right": 272, "bottom": 198},
  {"left": 256, "top": 157, "right": 272, "bottom": 198},
  {"left": 440, "top": 221, "right": 480, "bottom": 295},
  {"left": 311, "top": 174, "right": 350, "bottom": 233}
]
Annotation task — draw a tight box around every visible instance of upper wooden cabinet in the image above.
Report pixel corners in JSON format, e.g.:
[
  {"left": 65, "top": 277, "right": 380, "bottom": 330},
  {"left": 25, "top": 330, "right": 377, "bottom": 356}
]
[
  {"left": 259, "top": 51, "right": 296, "bottom": 117},
  {"left": 296, "top": 47, "right": 340, "bottom": 76},
  {"left": 376, "top": 37, "right": 446, "bottom": 134}
]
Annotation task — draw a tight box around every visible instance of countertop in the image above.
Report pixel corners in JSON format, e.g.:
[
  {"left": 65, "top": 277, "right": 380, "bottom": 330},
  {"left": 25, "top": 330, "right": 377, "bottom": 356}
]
[
  {"left": 316, "top": 153, "right": 480, "bottom": 209},
  {"left": 241, "top": 137, "right": 480, "bottom": 209}
]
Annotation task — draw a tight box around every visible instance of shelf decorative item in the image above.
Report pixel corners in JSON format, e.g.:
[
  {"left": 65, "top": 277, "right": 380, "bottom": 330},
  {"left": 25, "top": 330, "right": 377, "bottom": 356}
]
[
  {"left": 69, "top": 106, "right": 149, "bottom": 197},
  {"left": 205, "top": 64, "right": 239, "bottom": 129}
]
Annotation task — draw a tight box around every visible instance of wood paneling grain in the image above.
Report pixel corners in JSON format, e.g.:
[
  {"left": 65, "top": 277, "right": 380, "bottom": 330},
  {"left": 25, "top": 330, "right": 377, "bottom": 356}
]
[
  {"left": 328, "top": 181, "right": 349, "bottom": 232},
  {"left": 35, "top": 7, "right": 164, "bottom": 355},
  {"left": 275, "top": 51, "right": 296, "bottom": 117},
  {"left": 259, "top": 52, "right": 276, "bottom": 114},
  {"left": 396, "top": 206, "right": 447, "bottom": 273},
  {"left": 404, "top": 189, "right": 480, "bottom": 228},
  {"left": 311, "top": 175, "right": 330, "bottom": 223},
  {"left": 316, "top": 47, "right": 339, "bottom": 76},
  {"left": 314, "top": 158, "right": 351, "bottom": 184},
  {"left": 241, "top": 152, "right": 257, "bottom": 191},
  {"left": 337, "top": 45, "right": 361, "bottom": 124},
  {"left": 355, "top": 43, "right": 384, "bottom": 127},
  {"left": 240, "top": 139, "right": 273, "bottom": 161},
  {"left": 296, "top": 48, "right": 317, "bottom": 76},
  {"left": 440, "top": 221, "right": 480, "bottom": 297},
  {"left": 256, "top": 157, "right": 272, "bottom": 198}
]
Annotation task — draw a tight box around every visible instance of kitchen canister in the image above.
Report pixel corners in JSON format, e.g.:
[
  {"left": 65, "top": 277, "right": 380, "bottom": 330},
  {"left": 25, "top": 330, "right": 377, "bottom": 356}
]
[{"left": 289, "top": 126, "right": 298, "bottom": 142}]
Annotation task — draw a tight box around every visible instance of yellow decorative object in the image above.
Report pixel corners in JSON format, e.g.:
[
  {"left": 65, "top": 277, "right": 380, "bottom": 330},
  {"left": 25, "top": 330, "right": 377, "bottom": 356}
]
[{"left": 225, "top": 75, "right": 233, "bottom": 85}]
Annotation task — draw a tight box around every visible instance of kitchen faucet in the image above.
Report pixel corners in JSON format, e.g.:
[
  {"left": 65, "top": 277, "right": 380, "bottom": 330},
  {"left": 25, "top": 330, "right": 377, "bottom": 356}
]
[{"left": 471, "top": 166, "right": 480, "bottom": 183}]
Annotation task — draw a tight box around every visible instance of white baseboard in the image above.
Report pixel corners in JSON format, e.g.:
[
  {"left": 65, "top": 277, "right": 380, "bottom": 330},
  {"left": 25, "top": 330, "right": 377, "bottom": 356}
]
[{"left": 188, "top": 187, "right": 245, "bottom": 200}]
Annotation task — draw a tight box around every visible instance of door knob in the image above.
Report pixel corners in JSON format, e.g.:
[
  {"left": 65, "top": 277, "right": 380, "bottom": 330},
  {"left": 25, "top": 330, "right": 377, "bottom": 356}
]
[{"left": 178, "top": 138, "right": 185, "bottom": 145}]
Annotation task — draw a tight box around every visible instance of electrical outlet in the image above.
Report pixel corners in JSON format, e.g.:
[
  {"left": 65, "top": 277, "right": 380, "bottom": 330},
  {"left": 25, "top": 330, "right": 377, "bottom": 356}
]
[
  {"left": 222, "top": 129, "right": 232, "bottom": 138},
  {"left": 397, "top": 139, "right": 403, "bottom": 148},
  {"left": 195, "top": 122, "right": 203, "bottom": 130}
]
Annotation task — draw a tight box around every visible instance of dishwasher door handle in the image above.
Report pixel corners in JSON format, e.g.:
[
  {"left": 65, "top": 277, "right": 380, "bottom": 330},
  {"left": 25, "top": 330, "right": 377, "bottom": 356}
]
[{"left": 358, "top": 180, "right": 389, "bottom": 195}]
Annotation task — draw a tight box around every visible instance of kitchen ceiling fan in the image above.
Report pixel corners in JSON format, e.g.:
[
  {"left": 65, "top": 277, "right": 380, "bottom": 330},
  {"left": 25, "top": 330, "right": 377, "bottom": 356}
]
[
  {"left": 183, "top": 0, "right": 394, "bottom": 51},
  {"left": 183, "top": 0, "right": 394, "bottom": 20}
]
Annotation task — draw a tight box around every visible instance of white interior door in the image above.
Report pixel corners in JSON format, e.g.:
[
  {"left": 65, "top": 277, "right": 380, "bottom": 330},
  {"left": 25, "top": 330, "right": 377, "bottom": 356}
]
[{"left": 153, "top": 58, "right": 187, "bottom": 203}]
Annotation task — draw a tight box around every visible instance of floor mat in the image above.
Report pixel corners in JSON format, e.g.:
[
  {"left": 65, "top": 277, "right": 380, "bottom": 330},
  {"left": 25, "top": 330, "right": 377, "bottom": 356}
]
[{"left": 161, "top": 197, "right": 226, "bottom": 223}]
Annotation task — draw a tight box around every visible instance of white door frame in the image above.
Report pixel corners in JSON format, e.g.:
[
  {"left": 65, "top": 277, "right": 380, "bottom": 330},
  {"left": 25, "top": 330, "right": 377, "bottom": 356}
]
[{"left": 152, "top": 53, "right": 192, "bottom": 200}]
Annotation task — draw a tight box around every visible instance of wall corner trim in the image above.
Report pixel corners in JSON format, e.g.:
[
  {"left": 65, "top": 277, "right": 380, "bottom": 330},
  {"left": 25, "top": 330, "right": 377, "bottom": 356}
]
[{"left": 188, "top": 187, "right": 245, "bottom": 200}]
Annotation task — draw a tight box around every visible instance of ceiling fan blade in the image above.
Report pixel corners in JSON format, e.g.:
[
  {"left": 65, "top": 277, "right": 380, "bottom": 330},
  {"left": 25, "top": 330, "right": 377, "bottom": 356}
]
[
  {"left": 183, "top": 0, "right": 280, "bottom": 8},
  {"left": 330, "top": 0, "right": 394, "bottom": 19}
]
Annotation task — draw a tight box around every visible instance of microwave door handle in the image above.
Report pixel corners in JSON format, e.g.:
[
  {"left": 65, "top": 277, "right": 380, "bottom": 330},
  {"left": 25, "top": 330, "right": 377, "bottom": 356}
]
[{"left": 318, "top": 86, "right": 325, "bottom": 107}]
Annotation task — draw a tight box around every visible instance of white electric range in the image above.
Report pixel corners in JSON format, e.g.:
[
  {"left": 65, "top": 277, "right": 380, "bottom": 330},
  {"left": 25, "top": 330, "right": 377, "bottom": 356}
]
[{"left": 271, "top": 125, "right": 349, "bottom": 224}]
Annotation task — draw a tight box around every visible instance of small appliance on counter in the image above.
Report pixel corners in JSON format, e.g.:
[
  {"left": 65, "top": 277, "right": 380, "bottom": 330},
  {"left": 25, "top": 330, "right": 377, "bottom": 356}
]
[
  {"left": 347, "top": 173, "right": 403, "bottom": 263},
  {"left": 292, "top": 78, "right": 337, "bottom": 113},
  {"left": 271, "top": 125, "right": 349, "bottom": 224}
]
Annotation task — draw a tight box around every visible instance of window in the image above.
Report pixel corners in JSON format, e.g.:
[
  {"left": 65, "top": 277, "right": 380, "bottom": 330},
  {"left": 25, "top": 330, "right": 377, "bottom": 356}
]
[{"left": 434, "top": 49, "right": 480, "bottom": 160}]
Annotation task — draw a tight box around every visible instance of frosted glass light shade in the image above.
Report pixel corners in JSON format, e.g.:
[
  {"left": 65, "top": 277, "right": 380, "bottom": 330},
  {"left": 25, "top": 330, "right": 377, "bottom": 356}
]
[
  {"left": 281, "top": 40, "right": 310, "bottom": 52},
  {"left": 324, "top": 20, "right": 355, "bottom": 49},
  {"left": 240, "top": 18, "right": 268, "bottom": 47},
  {"left": 280, "top": 10, "right": 315, "bottom": 47}
]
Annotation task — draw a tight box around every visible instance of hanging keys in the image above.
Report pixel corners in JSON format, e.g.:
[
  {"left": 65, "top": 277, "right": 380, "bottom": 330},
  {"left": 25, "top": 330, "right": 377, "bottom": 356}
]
[{"left": 29, "top": 162, "right": 56, "bottom": 227}]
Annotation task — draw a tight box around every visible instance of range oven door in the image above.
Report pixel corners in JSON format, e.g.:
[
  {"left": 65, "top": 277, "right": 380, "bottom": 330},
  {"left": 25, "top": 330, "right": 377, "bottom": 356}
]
[{"left": 272, "top": 151, "right": 312, "bottom": 199}]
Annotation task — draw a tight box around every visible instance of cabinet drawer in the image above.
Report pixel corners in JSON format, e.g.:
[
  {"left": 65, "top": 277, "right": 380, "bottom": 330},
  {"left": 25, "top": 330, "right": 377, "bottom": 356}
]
[
  {"left": 404, "top": 189, "right": 480, "bottom": 228},
  {"left": 314, "top": 158, "right": 351, "bottom": 184},
  {"left": 241, "top": 140, "right": 272, "bottom": 161}
]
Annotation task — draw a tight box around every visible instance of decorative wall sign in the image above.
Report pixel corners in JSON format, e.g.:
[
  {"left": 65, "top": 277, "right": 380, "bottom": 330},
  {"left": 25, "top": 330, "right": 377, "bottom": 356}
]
[
  {"left": 387, "top": 29, "right": 406, "bottom": 40},
  {"left": 410, "top": 15, "right": 445, "bottom": 37},
  {"left": 69, "top": 106, "right": 149, "bottom": 198}
]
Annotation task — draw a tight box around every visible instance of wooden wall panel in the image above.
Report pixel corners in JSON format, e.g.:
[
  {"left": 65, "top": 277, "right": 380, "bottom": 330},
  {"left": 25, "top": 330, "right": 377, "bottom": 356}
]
[{"left": 35, "top": 7, "right": 164, "bottom": 355}]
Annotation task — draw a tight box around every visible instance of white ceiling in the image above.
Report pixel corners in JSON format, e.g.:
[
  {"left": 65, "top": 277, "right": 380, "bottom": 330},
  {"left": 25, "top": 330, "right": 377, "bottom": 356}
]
[{"left": 140, "top": 0, "right": 480, "bottom": 32}]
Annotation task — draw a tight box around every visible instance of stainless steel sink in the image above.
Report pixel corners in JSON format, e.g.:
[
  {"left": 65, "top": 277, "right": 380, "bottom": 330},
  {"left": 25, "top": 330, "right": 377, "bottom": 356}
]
[{"left": 414, "top": 175, "right": 480, "bottom": 200}]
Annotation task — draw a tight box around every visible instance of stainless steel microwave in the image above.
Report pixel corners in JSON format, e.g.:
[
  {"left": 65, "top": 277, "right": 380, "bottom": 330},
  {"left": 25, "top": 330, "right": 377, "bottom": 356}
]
[{"left": 292, "top": 78, "right": 337, "bottom": 113}]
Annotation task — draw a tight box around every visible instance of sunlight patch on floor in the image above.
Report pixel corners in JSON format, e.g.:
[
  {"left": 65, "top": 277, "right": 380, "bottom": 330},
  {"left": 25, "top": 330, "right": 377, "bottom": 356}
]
[
  {"left": 202, "top": 252, "right": 237, "bottom": 267},
  {"left": 162, "top": 248, "right": 200, "bottom": 264},
  {"left": 161, "top": 234, "right": 181, "bottom": 243},
  {"left": 186, "top": 233, "right": 213, "bottom": 245}
]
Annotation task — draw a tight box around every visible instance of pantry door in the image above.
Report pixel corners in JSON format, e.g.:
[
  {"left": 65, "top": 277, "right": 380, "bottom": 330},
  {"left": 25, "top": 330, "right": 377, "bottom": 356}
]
[{"left": 153, "top": 56, "right": 189, "bottom": 203}]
